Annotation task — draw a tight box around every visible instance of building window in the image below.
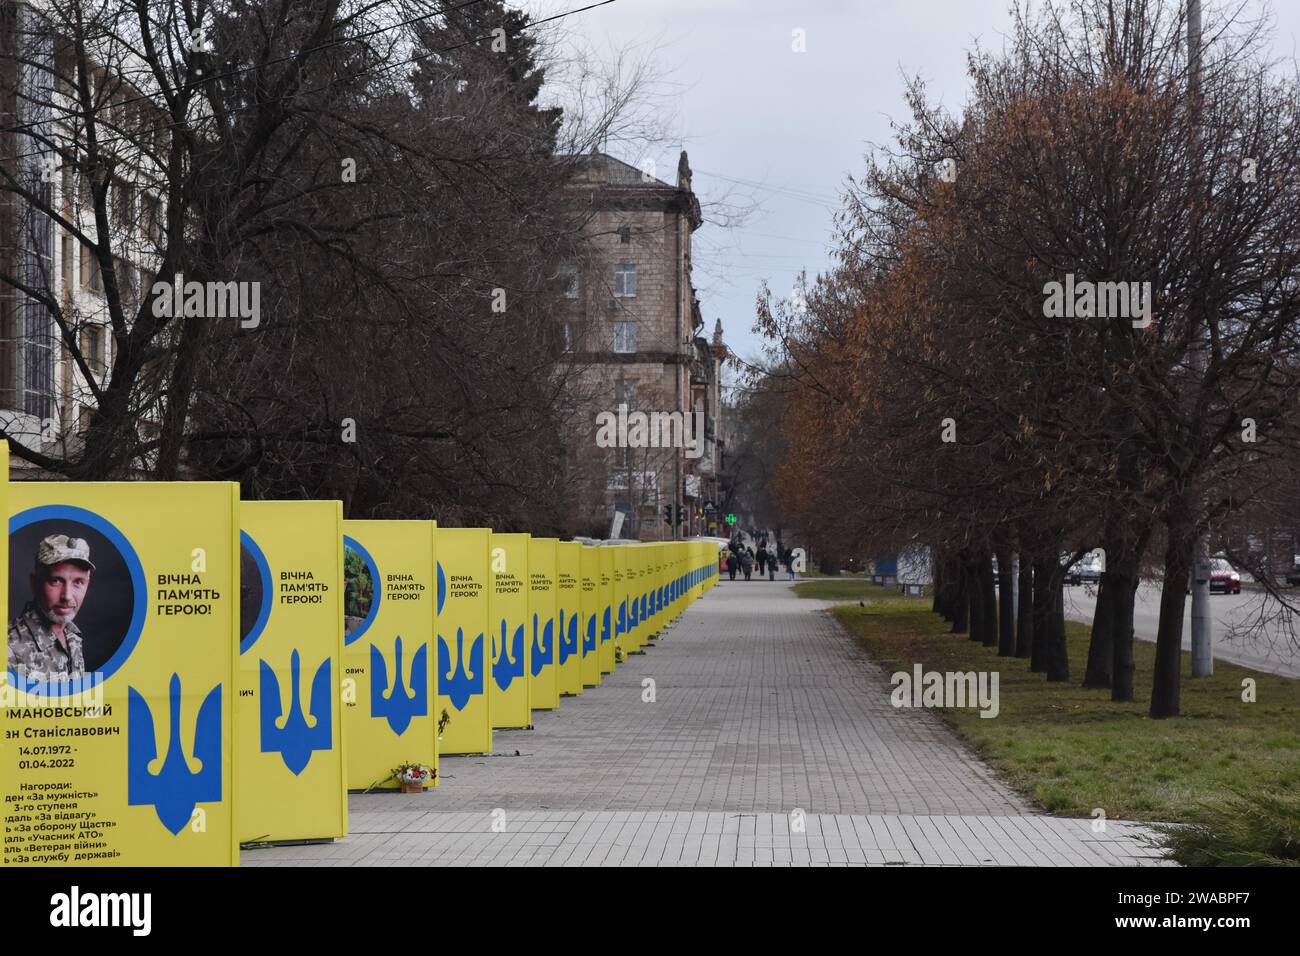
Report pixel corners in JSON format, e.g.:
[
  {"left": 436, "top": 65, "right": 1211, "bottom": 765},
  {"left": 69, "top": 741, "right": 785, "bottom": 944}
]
[
  {"left": 562, "top": 322, "right": 575, "bottom": 352},
  {"left": 115, "top": 260, "right": 137, "bottom": 313},
  {"left": 615, "top": 379, "right": 637, "bottom": 409},
  {"left": 560, "top": 264, "right": 578, "bottom": 299},
  {"left": 614, "top": 320, "right": 637, "bottom": 354},
  {"left": 141, "top": 194, "right": 162, "bottom": 244},
  {"left": 83, "top": 325, "right": 103, "bottom": 375},
  {"left": 61, "top": 166, "right": 74, "bottom": 216},
  {"left": 80, "top": 245, "right": 103, "bottom": 294},
  {"left": 618, "top": 226, "right": 631, "bottom": 244},
  {"left": 61, "top": 235, "right": 74, "bottom": 297},
  {"left": 613, "top": 263, "right": 636, "bottom": 298},
  {"left": 77, "top": 405, "right": 97, "bottom": 437},
  {"left": 112, "top": 178, "right": 134, "bottom": 230}
]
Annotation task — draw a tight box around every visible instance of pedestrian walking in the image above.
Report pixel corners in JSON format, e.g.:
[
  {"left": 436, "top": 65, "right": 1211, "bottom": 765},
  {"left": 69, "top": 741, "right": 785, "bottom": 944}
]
[
  {"left": 726, "top": 552, "right": 737, "bottom": 582},
  {"left": 741, "top": 548, "right": 755, "bottom": 581},
  {"left": 756, "top": 544, "right": 768, "bottom": 577}
]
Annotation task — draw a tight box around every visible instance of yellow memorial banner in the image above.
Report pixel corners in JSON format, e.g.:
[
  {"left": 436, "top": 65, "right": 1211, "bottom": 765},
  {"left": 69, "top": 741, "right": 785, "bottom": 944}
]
[
  {"left": 239, "top": 500, "right": 347, "bottom": 844},
  {"left": 341, "top": 520, "right": 437, "bottom": 791},
  {"left": 437, "top": 528, "right": 492, "bottom": 753},
  {"left": 527, "top": 537, "right": 559, "bottom": 710},
  {"left": 629, "top": 545, "right": 646, "bottom": 650},
  {"left": 3, "top": 479, "right": 239, "bottom": 867},
  {"left": 555, "top": 541, "right": 582, "bottom": 695},
  {"left": 597, "top": 547, "right": 615, "bottom": 674},
  {"left": 489, "top": 532, "right": 530, "bottom": 728},
  {"left": 640, "top": 545, "right": 655, "bottom": 645},
  {"left": 650, "top": 544, "right": 665, "bottom": 637},
  {"left": 663, "top": 545, "right": 677, "bottom": 626},
  {"left": 579, "top": 546, "right": 601, "bottom": 688},
  {"left": 613, "top": 547, "right": 629, "bottom": 659},
  {"left": 680, "top": 545, "right": 691, "bottom": 605}
]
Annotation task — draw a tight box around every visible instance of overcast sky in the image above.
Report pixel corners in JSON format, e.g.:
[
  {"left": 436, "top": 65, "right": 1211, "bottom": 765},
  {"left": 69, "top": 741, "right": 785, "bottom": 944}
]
[{"left": 522, "top": 0, "right": 1300, "bottom": 378}]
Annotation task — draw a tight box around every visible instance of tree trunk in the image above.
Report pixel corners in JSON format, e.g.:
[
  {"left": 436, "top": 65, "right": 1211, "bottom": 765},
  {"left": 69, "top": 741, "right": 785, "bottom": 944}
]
[
  {"left": 1045, "top": 564, "right": 1070, "bottom": 682},
  {"left": 966, "top": 558, "right": 985, "bottom": 642},
  {"left": 996, "top": 548, "right": 1015, "bottom": 656},
  {"left": 979, "top": 553, "right": 998, "bottom": 648},
  {"left": 1110, "top": 562, "right": 1138, "bottom": 702},
  {"left": 1030, "top": 556, "right": 1052, "bottom": 672},
  {"left": 950, "top": 556, "right": 969, "bottom": 634},
  {"left": 1015, "top": 552, "right": 1033, "bottom": 658},
  {"left": 1151, "top": 516, "right": 1193, "bottom": 719},
  {"left": 932, "top": 556, "right": 943, "bottom": 616},
  {"left": 1083, "top": 571, "right": 1114, "bottom": 688}
]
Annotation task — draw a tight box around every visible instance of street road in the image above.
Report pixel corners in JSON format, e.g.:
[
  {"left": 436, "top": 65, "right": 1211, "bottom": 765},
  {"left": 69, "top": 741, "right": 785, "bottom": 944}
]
[{"left": 1062, "top": 582, "right": 1300, "bottom": 678}]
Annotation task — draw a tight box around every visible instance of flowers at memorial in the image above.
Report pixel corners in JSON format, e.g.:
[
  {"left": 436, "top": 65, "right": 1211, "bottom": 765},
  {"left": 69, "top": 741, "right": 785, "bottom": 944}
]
[{"left": 392, "top": 763, "right": 435, "bottom": 786}]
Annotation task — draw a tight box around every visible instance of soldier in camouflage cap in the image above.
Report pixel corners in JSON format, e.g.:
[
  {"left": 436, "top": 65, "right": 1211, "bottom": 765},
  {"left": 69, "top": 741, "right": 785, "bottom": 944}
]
[{"left": 7, "top": 534, "right": 96, "bottom": 682}]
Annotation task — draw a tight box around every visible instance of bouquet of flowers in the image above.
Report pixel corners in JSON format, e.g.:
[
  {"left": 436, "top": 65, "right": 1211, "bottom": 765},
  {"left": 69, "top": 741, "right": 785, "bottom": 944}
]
[{"left": 392, "top": 763, "right": 435, "bottom": 791}]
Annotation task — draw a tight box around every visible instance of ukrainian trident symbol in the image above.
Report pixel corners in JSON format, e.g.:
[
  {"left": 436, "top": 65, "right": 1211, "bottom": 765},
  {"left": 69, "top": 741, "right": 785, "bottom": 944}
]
[
  {"left": 439, "top": 627, "right": 484, "bottom": 711},
  {"left": 493, "top": 618, "right": 525, "bottom": 692},
  {"left": 434, "top": 560, "right": 485, "bottom": 707},
  {"left": 531, "top": 612, "right": 553, "bottom": 676},
  {"left": 558, "top": 608, "right": 578, "bottom": 664},
  {"left": 127, "top": 674, "right": 222, "bottom": 835},
  {"left": 371, "top": 636, "right": 428, "bottom": 736},
  {"left": 584, "top": 611, "right": 597, "bottom": 655},
  {"left": 259, "top": 649, "right": 332, "bottom": 775},
  {"left": 601, "top": 605, "right": 612, "bottom": 644}
]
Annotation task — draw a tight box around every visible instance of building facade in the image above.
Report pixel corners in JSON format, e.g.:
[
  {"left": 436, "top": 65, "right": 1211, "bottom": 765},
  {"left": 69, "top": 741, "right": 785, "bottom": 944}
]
[
  {"left": 561, "top": 151, "right": 726, "bottom": 539},
  {"left": 1, "top": 3, "right": 164, "bottom": 475}
]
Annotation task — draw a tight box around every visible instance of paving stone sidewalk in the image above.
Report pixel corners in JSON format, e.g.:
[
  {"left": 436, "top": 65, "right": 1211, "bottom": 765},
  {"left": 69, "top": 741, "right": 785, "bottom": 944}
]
[{"left": 242, "top": 579, "right": 1167, "bottom": 866}]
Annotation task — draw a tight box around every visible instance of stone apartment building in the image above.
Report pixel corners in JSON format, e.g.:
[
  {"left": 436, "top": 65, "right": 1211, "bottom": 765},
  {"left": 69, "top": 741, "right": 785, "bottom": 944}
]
[
  {"left": 1, "top": 2, "right": 164, "bottom": 475},
  {"left": 561, "top": 150, "right": 727, "bottom": 540}
]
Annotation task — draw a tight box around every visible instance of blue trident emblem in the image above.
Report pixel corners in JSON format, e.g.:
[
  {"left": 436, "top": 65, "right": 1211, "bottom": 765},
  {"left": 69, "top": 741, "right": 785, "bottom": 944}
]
[
  {"left": 558, "top": 608, "right": 578, "bottom": 664},
  {"left": 127, "top": 674, "right": 222, "bottom": 836},
  {"left": 371, "top": 636, "right": 428, "bottom": 736},
  {"left": 259, "top": 650, "right": 332, "bottom": 775},
  {"left": 493, "top": 618, "right": 525, "bottom": 692},
  {"left": 601, "top": 605, "right": 612, "bottom": 644},
  {"left": 531, "top": 613, "right": 553, "bottom": 676},
  {"left": 439, "top": 628, "right": 484, "bottom": 711},
  {"left": 584, "top": 611, "right": 597, "bottom": 655}
]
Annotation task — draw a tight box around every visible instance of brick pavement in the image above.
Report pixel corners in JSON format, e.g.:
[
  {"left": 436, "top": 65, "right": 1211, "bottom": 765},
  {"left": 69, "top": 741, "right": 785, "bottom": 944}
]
[{"left": 242, "top": 579, "right": 1167, "bottom": 866}]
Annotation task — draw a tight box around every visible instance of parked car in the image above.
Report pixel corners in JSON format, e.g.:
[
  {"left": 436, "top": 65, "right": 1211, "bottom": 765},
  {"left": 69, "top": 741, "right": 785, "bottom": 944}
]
[
  {"left": 1063, "top": 554, "right": 1103, "bottom": 586},
  {"left": 1287, "top": 556, "right": 1300, "bottom": 586},
  {"left": 1209, "top": 558, "right": 1242, "bottom": 595}
]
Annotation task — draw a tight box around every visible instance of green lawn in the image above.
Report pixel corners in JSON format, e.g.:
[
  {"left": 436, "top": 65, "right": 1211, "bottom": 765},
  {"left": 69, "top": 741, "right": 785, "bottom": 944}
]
[
  {"left": 794, "top": 578, "right": 928, "bottom": 601},
  {"left": 831, "top": 598, "right": 1300, "bottom": 824},
  {"left": 793, "top": 568, "right": 867, "bottom": 580}
]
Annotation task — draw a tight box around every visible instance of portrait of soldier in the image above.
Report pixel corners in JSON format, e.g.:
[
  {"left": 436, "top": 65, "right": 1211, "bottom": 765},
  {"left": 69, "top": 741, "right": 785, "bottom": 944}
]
[{"left": 7, "top": 534, "right": 96, "bottom": 682}]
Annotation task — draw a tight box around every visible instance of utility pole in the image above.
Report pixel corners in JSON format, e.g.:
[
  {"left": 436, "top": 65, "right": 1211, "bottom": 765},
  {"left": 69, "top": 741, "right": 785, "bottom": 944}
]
[{"left": 1188, "top": 0, "right": 1213, "bottom": 677}]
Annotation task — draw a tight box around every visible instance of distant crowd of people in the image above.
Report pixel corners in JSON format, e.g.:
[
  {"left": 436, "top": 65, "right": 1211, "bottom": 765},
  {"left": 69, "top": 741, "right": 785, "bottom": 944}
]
[{"left": 722, "top": 534, "right": 796, "bottom": 582}]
